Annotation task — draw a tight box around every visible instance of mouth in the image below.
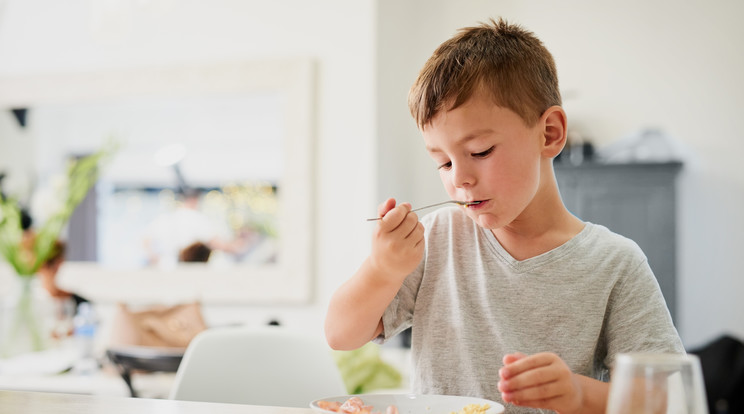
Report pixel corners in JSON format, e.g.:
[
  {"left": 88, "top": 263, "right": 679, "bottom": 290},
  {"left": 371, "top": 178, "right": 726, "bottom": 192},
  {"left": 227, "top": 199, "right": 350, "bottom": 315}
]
[{"left": 465, "top": 200, "right": 488, "bottom": 209}]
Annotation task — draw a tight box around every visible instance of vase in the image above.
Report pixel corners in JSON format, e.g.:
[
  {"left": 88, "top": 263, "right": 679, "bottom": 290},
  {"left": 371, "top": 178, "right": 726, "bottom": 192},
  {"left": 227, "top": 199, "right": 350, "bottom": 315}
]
[{"left": 1, "top": 276, "right": 48, "bottom": 358}]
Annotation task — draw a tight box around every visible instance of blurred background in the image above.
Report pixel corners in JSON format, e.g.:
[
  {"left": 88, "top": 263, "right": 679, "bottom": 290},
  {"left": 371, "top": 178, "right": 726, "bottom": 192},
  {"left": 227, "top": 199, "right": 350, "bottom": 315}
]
[{"left": 0, "top": 0, "right": 742, "bottom": 396}]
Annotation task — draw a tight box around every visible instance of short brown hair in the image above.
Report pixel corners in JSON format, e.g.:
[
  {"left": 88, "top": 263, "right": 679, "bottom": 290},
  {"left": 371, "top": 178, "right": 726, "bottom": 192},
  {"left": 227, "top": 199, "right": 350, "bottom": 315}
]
[{"left": 408, "top": 18, "right": 561, "bottom": 129}]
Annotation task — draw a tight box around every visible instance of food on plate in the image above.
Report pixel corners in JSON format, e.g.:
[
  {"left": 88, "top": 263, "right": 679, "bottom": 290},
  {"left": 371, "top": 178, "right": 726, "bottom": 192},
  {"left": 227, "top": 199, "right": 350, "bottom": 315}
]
[
  {"left": 317, "top": 396, "right": 488, "bottom": 414},
  {"left": 317, "top": 400, "right": 343, "bottom": 412},
  {"left": 451, "top": 403, "right": 490, "bottom": 414},
  {"left": 316, "top": 397, "right": 397, "bottom": 414}
]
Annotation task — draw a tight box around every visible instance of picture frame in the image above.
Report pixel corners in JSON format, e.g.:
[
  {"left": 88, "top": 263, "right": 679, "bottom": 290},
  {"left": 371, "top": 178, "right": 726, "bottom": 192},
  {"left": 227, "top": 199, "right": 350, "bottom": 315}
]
[{"left": 0, "top": 59, "right": 315, "bottom": 304}]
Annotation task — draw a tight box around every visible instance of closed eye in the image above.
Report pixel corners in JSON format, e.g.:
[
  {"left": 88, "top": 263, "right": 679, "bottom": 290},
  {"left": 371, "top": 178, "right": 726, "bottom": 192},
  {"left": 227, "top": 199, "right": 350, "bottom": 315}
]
[
  {"left": 437, "top": 161, "right": 452, "bottom": 170},
  {"left": 472, "top": 146, "right": 494, "bottom": 158}
]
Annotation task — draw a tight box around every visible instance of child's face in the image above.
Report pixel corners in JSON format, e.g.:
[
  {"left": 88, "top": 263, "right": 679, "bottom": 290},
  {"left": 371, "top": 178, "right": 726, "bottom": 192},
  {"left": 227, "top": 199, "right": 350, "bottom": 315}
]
[{"left": 422, "top": 90, "right": 546, "bottom": 230}]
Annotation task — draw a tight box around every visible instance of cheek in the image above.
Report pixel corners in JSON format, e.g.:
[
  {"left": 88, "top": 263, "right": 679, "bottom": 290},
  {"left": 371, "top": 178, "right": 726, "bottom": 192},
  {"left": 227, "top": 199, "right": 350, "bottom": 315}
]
[
  {"left": 442, "top": 173, "right": 472, "bottom": 203},
  {"left": 505, "top": 161, "right": 542, "bottom": 208},
  {"left": 500, "top": 161, "right": 538, "bottom": 194},
  {"left": 439, "top": 171, "right": 456, "bottom": 194}
]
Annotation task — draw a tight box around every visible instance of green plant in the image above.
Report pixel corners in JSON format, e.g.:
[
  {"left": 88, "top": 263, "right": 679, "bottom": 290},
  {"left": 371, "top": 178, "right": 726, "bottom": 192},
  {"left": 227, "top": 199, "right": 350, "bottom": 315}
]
[{"left": 0, "top": 145, "right": 113, "bottom": 276}]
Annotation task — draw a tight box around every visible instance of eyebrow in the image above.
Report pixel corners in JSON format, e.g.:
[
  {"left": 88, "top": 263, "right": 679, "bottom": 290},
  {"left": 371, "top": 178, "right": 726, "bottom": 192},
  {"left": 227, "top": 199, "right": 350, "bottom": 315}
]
[{"left": 425, "top": 128, "right": 494, "bottom": 153}]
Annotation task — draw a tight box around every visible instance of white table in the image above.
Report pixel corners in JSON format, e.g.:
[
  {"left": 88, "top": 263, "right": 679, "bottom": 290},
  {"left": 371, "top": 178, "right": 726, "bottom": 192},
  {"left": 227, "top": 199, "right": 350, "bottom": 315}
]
[
  {"left": 0, "top": 346, "right": 174, "bottom": 398},
  {"left": 0, "top": 390, "right": 315, "bottom": 414},
  {"left": 0, "top": 371, "right": 130, "bottom": 396}
]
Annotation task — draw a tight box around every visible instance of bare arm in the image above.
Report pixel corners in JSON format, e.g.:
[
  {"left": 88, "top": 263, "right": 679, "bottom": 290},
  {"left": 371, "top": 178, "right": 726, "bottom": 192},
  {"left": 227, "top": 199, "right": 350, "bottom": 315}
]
[
  {"left": 324, "top": 257, "right": 402, "bottom": 350},
  {"left": 325, "top": 199, "right": 425, "bottom": 350},
  {"left": 574, "top": 375, "right": 610, "bottom": 414}
]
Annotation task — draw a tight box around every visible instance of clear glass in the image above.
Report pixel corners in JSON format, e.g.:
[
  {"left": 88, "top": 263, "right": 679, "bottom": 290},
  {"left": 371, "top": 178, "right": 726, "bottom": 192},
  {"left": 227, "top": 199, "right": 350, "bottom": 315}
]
[
  {"left": 606, "top": 353, "right": 709, "bottom": 414},
  {"left": 0, "top": 277, "right": 48, "bottom": 357}
]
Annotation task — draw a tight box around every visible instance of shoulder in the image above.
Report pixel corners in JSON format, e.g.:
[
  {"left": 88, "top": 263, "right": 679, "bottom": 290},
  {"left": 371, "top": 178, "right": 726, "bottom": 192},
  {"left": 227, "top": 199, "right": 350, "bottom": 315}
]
[
  {"left": 577, "top": 224, "right": 667, "bottom": 307},
  {"left": 552, "top": 223, "right": 652, "bottom": 287},
  {"left": 581, "top": 223, "right": 647, "bottom": 265}
]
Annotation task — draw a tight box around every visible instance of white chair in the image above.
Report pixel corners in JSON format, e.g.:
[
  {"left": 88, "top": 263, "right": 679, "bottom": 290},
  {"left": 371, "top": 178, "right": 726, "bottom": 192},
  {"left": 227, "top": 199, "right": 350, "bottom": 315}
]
[{"left": 169, "top": 325, "right": 347, "bottom": 407}]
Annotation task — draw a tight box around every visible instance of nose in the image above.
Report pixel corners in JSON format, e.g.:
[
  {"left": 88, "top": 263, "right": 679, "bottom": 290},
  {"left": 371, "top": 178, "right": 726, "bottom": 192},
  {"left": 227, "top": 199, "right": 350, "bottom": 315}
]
[{"left": 451, "top": 162, "right": 475, "bottom": 188}]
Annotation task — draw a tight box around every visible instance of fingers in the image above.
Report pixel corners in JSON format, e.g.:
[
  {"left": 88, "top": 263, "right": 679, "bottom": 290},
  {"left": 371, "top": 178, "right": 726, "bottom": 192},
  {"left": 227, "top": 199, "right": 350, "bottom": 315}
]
[
  {"left": 498, "top": 352, "right": 581, "bottom": 413},
  {"left": 500, "top": 374, "right": 562, "bottom": 402},
  {"left": 368, "top": 198, "right": 426, "bottom": 276},
  {"left": 502, "top": 352, "right": 527, "bottom": 366},
  {"left": 410, "top": 220, "right": 425, "bottom": 244},
  {"left": 501, "top": 390, "right": 562, "bottom": 409},
  {"left": 383, "top": 209, "right": 423, "bottom": 245},
  {"left": 376, "top": 200, "right": 420, "bottom": 235},
  {"left": 499, "top": 354, "right": 557, "bottom": 394},
  {"left": 380, "top": 203, "right": 413, "bottom": 228},
  {"left": 376, "top": 198, "right": 398, "bottom": 219},
  {"left": 501, "top": 352, "right": 561, "bottom": 379}
]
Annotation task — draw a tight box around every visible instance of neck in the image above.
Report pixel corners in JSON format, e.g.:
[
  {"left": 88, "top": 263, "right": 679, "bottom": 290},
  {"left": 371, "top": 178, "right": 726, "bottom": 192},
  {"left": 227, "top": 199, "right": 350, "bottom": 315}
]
[{"left": 491, "top": 160, "right": 584, "bottom": 260}]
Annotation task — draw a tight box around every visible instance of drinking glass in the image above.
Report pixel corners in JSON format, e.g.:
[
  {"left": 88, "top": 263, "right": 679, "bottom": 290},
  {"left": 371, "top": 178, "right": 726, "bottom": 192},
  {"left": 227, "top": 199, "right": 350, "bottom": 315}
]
[{"left": 606, "top": 353, "right": 708, "bottom": 414}]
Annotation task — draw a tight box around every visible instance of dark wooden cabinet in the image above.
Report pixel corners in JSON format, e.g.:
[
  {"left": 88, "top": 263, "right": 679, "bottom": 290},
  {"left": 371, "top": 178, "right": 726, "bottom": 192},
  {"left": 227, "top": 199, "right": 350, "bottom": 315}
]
[{"left": 555, "top": 161, "right": 683, "bottom": 322}]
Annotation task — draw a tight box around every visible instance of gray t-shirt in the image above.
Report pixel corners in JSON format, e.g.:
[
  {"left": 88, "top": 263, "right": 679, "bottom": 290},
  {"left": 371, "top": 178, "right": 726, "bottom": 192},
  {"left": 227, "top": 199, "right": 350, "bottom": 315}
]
[{"left": 378, "top": 207, "right": 683, "bottom": 412}]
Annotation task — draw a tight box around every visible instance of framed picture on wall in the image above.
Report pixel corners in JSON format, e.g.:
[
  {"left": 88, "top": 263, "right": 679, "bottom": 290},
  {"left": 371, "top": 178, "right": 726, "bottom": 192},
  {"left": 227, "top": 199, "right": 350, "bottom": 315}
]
[{"left": 0, "top": 60, "right": 315, "bottom": 304}]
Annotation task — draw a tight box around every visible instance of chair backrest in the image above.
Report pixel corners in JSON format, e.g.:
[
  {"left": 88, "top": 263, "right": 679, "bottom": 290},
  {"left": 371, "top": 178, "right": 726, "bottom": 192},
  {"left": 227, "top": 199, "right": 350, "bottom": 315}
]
[{"left": 168, "top": 325, "right": 347, "bottom": 407}]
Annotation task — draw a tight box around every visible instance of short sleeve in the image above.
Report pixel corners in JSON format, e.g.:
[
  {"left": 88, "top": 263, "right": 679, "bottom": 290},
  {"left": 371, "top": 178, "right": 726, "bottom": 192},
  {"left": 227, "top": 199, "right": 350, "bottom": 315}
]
[
  {"left": 603, "top": 258, "right": 685, "bottom": 371},
  {"left": 374, "top": 246, "right": 426, "bottom": 344}
]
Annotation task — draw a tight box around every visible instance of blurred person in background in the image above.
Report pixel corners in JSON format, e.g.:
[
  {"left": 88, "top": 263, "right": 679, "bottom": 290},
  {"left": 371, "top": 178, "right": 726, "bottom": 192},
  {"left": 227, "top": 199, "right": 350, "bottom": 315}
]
[
  {"left": 178, "top": 241, "right": 212, "bottom": 263},
  {"left": 37, "top": 240, "right": 89, "bottom": 311},
  {"left": 142, "top": 188, "right": 221, "bottom": 268}
]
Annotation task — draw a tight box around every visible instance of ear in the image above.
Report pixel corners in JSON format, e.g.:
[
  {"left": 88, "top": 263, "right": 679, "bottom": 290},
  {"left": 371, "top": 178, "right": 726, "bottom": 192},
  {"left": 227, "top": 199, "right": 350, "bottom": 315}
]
[{"left": 539, "top": 106, "right": 567, "bottom": 158}]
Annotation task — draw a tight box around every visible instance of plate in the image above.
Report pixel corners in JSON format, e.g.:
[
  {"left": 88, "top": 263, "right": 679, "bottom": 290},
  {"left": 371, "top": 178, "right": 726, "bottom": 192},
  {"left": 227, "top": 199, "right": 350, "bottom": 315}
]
[{"left": 310, "top": 393, "right": 504, "bottom": 414}]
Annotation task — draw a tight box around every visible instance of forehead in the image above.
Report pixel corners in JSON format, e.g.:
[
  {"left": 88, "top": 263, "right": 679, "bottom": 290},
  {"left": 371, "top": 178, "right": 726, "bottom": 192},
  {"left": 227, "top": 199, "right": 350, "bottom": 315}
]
[{"left": 423, "top": 91, "right": 527, "bottom": 148}]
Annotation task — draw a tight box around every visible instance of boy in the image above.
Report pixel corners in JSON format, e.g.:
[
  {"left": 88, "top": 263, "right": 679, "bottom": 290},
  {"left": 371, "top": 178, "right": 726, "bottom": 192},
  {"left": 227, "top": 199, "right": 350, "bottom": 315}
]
[{"left": 325, "top": 18, "right": 683, "bottom": 414}]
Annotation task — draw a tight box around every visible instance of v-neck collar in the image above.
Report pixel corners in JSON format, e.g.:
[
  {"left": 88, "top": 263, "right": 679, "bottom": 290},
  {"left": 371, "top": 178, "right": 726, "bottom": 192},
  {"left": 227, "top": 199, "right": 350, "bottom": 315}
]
[{"left": 479, "top": 222, "right": 595, "bottom": 273}]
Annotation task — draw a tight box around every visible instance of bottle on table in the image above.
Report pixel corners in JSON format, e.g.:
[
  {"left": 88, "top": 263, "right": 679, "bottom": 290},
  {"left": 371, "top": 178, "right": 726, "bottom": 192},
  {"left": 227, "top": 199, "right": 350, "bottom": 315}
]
[{"left": 72, "top": 302, "right": 99, "bottom": 374}]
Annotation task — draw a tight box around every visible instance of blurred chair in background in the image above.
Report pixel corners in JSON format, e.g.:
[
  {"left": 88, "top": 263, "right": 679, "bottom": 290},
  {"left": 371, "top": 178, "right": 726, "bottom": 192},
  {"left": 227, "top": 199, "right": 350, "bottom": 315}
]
[
  {"left": 106, "top": 302, "right": 207, "bottom": 397},
  {"left": 106, "top": 235, "right": 211, "bottom": 397},
  {"left": 688, "top": 334, "right": 744, "bottom": 414},
  {"left": 108, "top": 302, "right": 207, "bottom": 350},
  {"left": 169, "top": 325, "right": 346, "bottom": 407}
]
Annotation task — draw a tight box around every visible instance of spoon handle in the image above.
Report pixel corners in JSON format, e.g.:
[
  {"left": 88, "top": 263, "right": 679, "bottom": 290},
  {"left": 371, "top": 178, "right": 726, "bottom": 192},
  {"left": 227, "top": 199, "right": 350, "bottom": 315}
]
[{"left": 366, "top": 200, "right": 466, "bottom": 221}]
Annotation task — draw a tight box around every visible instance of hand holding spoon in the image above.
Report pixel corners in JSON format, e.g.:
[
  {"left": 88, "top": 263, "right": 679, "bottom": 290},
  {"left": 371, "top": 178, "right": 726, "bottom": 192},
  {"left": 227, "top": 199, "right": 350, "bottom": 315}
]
[{"left": 366, "top": 200, "right": 482, "bottom": 221}]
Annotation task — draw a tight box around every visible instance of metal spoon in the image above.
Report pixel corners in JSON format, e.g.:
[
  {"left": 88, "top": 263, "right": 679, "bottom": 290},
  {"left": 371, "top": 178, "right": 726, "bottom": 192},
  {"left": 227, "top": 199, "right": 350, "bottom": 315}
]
[{"left": 366, "top": 200, "right": 482, "bottom": 221}]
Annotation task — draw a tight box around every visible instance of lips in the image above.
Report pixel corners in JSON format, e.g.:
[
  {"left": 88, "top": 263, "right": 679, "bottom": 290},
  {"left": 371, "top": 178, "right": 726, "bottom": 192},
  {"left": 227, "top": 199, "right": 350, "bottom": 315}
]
[{"left": 466, "top": 200, "right": 489, "bottom": 209}]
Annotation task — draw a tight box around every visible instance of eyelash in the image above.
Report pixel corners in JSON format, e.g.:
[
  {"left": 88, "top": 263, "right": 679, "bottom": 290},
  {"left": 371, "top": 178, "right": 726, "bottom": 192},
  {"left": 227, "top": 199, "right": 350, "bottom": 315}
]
[
  {"left": 473, "top": 146, "right": 494, "bottom": 158},
  {"left": 437, "top": 146, "right": 494, "bottom": 170}
]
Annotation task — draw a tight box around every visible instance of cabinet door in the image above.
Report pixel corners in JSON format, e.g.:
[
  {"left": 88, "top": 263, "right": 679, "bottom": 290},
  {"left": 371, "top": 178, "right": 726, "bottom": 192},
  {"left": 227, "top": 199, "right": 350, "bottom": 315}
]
[{"left": 556, "top": 163, "right": 681, "bottom": 322}]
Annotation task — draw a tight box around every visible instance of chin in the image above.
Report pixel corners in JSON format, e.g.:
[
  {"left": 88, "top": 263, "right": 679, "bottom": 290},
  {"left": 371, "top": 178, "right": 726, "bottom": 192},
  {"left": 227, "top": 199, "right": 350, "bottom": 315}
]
[{"left": 471, "top": 214, "right": 502, "bottom": 230}]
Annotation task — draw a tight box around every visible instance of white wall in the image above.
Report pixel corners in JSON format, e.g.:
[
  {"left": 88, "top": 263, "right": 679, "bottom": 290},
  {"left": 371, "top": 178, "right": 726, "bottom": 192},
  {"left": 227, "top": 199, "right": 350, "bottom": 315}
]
[
  {"left": 0, "top": 110, "right": 35, "bottom": 200},
  {"left": 0, "top": 0, "right": 378, "bottom": 333},
  {"left": 2, "top": 0, "right": 742, "bottom": 349},
  {"left": 377, "top": 0, "right": 744, "bottom": 349}
]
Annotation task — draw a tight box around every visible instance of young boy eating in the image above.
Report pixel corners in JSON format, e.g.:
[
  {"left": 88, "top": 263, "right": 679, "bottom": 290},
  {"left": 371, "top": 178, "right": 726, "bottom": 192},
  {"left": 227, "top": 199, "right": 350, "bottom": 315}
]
[{"left": 325, "top": 18, "right": 683, "bottom": 414}]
